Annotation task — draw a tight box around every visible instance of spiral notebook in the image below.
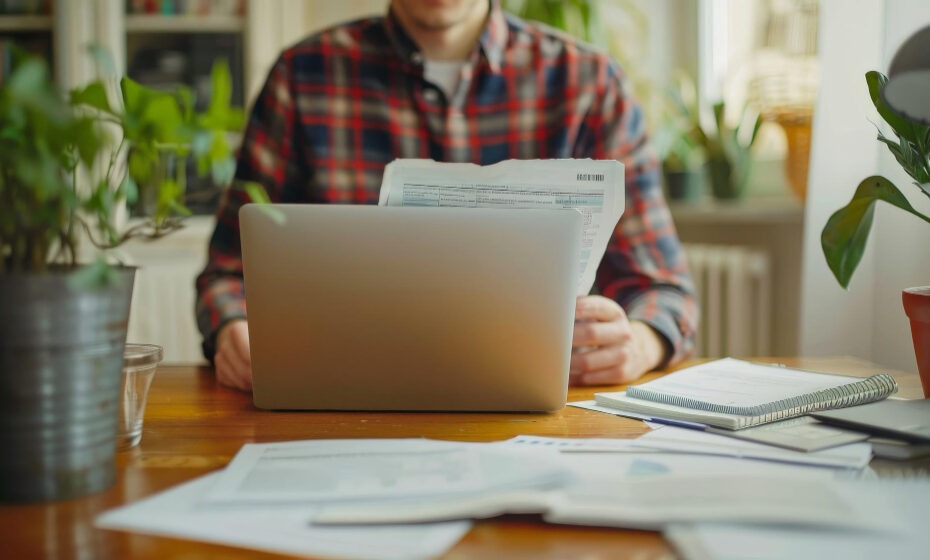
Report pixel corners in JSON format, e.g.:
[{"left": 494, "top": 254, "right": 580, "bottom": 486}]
[{"left": 594, "top": 358, "right": 898, "bottom": 430}]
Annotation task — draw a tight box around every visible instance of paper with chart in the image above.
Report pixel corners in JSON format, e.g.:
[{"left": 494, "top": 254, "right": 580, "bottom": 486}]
[
  {"left": 311, "top": 436, "right": 894, "bottom": 531},
  {"left": 202, "top": 438, "right": 570, "bottom": 506},
  {"left": 378, "top": 159, "right": 625, "bottom": 295}
]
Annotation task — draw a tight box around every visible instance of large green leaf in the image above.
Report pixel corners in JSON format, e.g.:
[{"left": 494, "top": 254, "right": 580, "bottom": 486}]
[
  {"left": 206, "top": 59, "right": 232, "bottom": 119},
  {"left": 866, "top": 71, "right": 929, "bottom": 147},
  {"left": 120, "top": 76, "right": 148, "bottom": 116},
  {"left": 822, "top": 175, "right": 930, "bottom": 288},
  {"left": 70, "top": 82, "right": 113, "bottom": 115},
  {"left": 143, "top": 94, "right": 184, "bottom": 142}
]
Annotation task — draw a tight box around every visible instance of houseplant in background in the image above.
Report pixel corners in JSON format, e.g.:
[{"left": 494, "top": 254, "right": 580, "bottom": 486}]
[
  {"left": 655, "top": 73, "right": 707, "bottom": 202},
  {"left": 695, "top": 100, "right": 764, "bottom": 200},
  {"left": 821, "top": 71, "right": 930, "bottom": 397},
  {"left": 0, "top": 50, "right": 251, "bottom": 502}
]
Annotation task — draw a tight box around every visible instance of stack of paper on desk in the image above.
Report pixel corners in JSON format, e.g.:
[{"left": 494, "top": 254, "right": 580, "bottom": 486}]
[
  {"left": 98, "top": 436, "right": 896, "bottom": 552},
  {"left": 97, "top": 438, "right": 568, "bottom": 559},
  {"left": 664, "top": 479, "right": 930, "bottom": 560},
  {"left": 570, "top": 400, "right": 872, "bottom": 454},
  {"left": 632, "top": 425, "right": 873, "bottom": 470},
  {"left": 216, "top": 440, "right": 874, "bottom": 529}
]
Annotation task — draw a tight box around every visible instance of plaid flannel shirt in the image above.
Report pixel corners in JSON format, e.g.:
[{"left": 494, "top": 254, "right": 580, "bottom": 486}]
[{"left": 196, "top": 1, "right": 697, "bottom": 364}]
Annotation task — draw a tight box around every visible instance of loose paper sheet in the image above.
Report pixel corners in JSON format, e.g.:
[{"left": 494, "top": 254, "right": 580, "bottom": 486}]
[
  {"left": 314, "top": 436, "right": 896, "bottom": 531},
  {"left": 95, "top": 472, "right": 471, "bottom": 560},
  {"left": 665, "top": 479, "right": 930, "bottom": 560},
  {"left": 378, "top": 159, "right": 625, "bottom": 295},
  {"left": 203, "top": 438, "right": 570, "bottom": 506},
  {"left": 568, "top": 402, "right": 873, "bottom": 469}
]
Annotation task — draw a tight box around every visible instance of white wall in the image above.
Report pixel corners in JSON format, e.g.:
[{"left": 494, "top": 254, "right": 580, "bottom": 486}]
[
  {"left": 800, "top": 0, "right": 930, "bottom": 372},
  {"left": 872, "top": 1, "right": 930, "bottom": 370}
]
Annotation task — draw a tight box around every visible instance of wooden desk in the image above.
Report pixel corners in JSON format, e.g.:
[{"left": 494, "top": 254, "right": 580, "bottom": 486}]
[{"left": 1, "top": 358, "right": 926, "bottom": 559}]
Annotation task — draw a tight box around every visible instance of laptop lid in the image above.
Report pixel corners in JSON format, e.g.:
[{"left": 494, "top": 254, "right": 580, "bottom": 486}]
[{"left": 240, "top": 204, "right": 582, "bottom": 412}]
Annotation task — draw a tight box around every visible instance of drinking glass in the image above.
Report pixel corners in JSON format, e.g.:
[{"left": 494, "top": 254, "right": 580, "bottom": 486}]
[{"left": 118, "top": 343, "right": 163, "bottom": 450}]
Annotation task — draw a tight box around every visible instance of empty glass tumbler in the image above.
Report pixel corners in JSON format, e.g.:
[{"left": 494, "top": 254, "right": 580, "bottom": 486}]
[{"left": 117, "top": 343, "right": 163, "bottom": 450}]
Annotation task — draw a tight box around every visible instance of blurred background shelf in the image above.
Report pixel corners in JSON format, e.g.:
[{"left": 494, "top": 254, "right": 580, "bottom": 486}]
[
  {"left": 125, "top": 14, "right": 243, "bottom": 33},
  {"left": 0, "top": 15, "right": 52, "bottom": 31}
]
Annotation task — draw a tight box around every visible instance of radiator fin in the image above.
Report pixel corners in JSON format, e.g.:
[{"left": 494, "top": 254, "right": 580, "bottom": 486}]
[{"left": 683, "top": 244, "right": 772, "bottom": 358}]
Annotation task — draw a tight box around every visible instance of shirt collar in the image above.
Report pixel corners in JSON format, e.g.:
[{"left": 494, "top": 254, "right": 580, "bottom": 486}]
[{"left": 384, "top": 0, "right": 508, "bottom": 74}]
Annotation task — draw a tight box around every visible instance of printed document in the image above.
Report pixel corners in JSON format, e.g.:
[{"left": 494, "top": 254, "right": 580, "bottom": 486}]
[
  {"left": 378, "top": 158, "right": 625, "bottom": 295},
  {"left": 202, "top": 438, "right": 570, "bottom": 505},
  {"left": 312, "top": 436, "right": 894, "bottom": 531},
  {"left": 96, "top": 472, "right": 471, "bottom": 560}
]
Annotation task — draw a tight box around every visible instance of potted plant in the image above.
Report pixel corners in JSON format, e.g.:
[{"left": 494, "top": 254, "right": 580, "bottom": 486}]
[
  {"left": 821, "top": 70, "right": 930, "bottom": 397},
  {"left": 0, "top": 51, "right": 247, "bottom": 502},
  {"left": 655, "top": 74, "right": 707, "bottom": 202},
  {"left": 695, "top": 99, "right": 764, "bottom": 200}
]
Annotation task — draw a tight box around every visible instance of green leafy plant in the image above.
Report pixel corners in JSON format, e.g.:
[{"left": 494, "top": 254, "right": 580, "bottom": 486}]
[
  {"left": 0, "top": 55, "right": 102, "bottom": 274},
  {"left": 696, "top": 99, "right": 763, "bottom": 199},
  {"left": 0, "top": 50, "right": 250, "bottom": 276},
  {"left": 821, "top": 71, "right": 930, "bottom": 288},
  {"left": 655, "top": 73, "right": 707, "bottom": 174},
  {"left": 503, "top": 0, "right": 605, "bottom": 44}
]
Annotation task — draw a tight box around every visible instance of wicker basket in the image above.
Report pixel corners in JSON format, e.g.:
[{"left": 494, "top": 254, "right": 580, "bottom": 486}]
[{"left": 770, "top": 107, "right": 813, "bottom": 202}]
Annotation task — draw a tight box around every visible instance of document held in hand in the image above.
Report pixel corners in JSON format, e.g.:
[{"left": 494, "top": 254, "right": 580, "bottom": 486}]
[
  {"left": 594, "top": 358, "right": 898, "bottom": 430},
  {"left": 378, "top": 158, "right": 625, "bottom": 296}
]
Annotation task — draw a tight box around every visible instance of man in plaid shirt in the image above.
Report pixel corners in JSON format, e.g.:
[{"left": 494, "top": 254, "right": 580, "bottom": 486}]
[{"left": 196, "top": 0, "right": 697, "bottom": 392}]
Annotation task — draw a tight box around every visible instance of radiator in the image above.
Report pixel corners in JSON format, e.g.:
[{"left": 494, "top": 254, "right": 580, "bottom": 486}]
[{"left": 683, "top": 243, "right": 772, "bottom": 358}]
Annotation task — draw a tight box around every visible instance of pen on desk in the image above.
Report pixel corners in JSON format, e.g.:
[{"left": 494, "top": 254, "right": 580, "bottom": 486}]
[{"left": 645, "top": 416, "right": 709, "bottom": 431}]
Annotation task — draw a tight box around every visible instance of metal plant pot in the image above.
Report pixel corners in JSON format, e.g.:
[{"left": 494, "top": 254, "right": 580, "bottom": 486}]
[{"left": 0, "top": 267, "right": 135, "bottom": 502}]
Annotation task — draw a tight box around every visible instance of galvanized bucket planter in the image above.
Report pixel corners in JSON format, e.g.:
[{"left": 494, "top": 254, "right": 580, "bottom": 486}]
[{"left": 0, "top": 267, "right": 135, "bottom": 502}]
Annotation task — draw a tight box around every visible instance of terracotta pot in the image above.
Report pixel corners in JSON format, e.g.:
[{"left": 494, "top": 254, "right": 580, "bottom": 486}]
[{"left": 902, "top": 287, "right": 930, "bottom": 398}]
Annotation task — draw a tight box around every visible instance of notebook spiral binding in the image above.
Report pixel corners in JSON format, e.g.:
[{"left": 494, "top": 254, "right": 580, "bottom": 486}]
[{"left": 626, "top": 373, "right": 899, "bottom": 418}]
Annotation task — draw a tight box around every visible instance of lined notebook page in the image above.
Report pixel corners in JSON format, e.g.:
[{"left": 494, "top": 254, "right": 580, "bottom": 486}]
[{"left": 626, "top": 358, "right": 897, "bottom": 417}]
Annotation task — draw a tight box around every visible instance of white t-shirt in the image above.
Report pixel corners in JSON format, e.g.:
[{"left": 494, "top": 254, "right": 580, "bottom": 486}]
[{"left": 423, "top": 60, "right": 466, "bottom": 98}]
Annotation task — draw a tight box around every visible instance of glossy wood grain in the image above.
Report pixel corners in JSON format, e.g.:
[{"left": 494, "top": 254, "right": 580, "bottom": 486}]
[{"left": 0, "top": 358, "right": 924, "bottom": 559}]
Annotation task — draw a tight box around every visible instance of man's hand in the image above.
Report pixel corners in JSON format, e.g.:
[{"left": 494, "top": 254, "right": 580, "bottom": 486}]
[
  {"left": 214, "top": 319, "right": 253, "bottom": 391},
  {"left": 569, "top": 295, "right": 667, "bottom": 386}
]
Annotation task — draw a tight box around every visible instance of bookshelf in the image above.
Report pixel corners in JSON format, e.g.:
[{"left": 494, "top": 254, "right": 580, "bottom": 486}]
[
  {"left": 1, "top": 0, "right": 310, "bottom": 362},
  {"left": 0, "top": 2, "right": 54, "bottom": 83}
]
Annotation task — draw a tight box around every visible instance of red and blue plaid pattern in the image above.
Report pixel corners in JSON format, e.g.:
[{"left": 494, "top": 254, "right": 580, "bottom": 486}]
[{"left": 196, "top": 1, "right": 697, "bottom": 364}]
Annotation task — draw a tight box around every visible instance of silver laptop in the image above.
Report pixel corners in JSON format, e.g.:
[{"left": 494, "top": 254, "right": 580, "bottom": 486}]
[{"left": 239, "top": 204, "right": 582, "bottom": 412}]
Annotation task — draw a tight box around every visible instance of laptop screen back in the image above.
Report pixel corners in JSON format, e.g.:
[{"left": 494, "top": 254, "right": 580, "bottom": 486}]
[{"left": 240, "top": 204, "right": 582, "bottom": 412}]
